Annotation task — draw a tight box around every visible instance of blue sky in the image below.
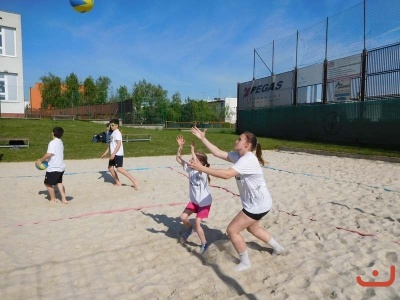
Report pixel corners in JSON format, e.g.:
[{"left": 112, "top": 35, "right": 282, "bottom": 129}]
[{"left": 1, "top": 0, "right": 365, "bottom": 101}]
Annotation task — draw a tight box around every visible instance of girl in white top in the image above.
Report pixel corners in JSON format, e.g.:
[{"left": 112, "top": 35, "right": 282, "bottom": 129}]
[
  {"left": 189, "top": 126, "right": 285, "bottom": 271},
  {"left": 176, "top": 135, "right": 212, "bottom": 254}
]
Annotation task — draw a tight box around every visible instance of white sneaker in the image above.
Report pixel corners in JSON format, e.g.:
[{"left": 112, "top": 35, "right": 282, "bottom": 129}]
[
  {"left": 272, "top": 247, "right": 287, "bottom": 256},
  {"left": 235, "top": 262, "right": 251, "bottom": 272},
  {"left": 199, "top": 243, "right": 208, "bottom": 254}
]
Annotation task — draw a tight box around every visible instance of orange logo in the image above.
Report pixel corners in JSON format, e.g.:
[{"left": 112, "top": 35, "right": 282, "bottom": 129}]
[{"left": 356, "top": 265, "right": 396, "bottom": 287}]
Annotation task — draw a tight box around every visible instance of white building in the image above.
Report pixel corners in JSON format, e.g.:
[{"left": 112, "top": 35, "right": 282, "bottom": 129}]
[
  {"left": 208, "top": 97, "right": 237, "bottom": 124},
  {"left": 224, "top": 97, "right": 237, "bottom": 124},
  {"left": 0, "top": 11, "right": 25, "bottom": 117}
]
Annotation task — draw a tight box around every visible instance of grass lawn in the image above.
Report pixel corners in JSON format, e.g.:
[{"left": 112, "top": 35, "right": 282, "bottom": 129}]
[{"left": 0, "top": 118, "right": 399, "bottom": 163}]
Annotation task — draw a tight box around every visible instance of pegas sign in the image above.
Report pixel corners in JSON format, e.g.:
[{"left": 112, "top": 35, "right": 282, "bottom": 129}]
[
  {"left": 243, "top": 81, "right": 283, "bottom": 97},
  {"left": 238, "top": 71, "right": 294, "bottom": 110}
]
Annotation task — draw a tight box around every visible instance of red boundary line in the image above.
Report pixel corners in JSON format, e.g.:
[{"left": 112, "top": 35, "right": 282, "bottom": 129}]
[{"left": 7, "top": 166, "right": 400, "bottom": 246}]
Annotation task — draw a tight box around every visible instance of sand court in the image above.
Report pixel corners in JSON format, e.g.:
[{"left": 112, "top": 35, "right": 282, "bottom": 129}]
[{"left": 0, "top": 151, "right": 399, "bottom": 299}]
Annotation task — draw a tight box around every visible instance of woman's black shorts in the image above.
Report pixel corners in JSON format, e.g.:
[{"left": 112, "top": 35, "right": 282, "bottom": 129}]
[{"left": 242, "top": 208, "right": 269, "bottom": 221}]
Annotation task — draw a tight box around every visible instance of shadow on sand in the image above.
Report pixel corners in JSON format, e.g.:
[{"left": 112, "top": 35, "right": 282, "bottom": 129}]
[
  {"left": 98, "top": 171, "right": 115, "bottom": 184},
  {"left": 141, "top": 211, "right": 258, "bottom": 299}
]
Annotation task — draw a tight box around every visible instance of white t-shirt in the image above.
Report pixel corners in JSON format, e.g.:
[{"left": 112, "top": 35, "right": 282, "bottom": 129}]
[
  {"left": 228, "top": 151, "right": 272, "bottom": 214},
  {"left": 183, "top": 161, "right": 212, "bottom": 207},
  {"left": 46, "top": 138, "right": 65, "bottom": 172},
  {"left": 110, "top": 129, "right": 124, "bottom": 156}
]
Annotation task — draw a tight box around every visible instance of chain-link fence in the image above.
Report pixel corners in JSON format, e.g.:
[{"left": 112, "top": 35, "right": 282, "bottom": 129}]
[{"left": 238, "top": 0, "right": 400, "bottom": 148}]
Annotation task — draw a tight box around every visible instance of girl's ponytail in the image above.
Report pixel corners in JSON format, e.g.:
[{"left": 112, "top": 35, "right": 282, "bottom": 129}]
[
  {"left": 196, "top": 152, "right": 211, "bottom": 183},
  {"left": 243, "top": 131, "right": 266, "bottom": 166}
]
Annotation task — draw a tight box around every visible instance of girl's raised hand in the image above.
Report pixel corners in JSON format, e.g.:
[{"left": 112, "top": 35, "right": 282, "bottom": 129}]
[
  {"left": 190, "top": 141, "right": 199, "bottom": 163},
  {"left": 191, "top": 126, "right": 206, "bottom": 140},
  {"left": 176, "top": 135, "right": 185, "bottom": 147}
]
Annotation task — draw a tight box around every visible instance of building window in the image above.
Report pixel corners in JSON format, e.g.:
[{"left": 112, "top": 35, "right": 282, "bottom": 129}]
[
  {"left": 0, "top": 73, "right": 18, "bottom": 101},
  {"left": 0, "top": 26, "right": 16, "bottom": 57},
  {"left": 0, "top": 74, "right": 5, "bottom": 100}
]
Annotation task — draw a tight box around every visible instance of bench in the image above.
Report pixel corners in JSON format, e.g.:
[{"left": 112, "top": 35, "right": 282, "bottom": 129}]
[
  {"left": 0, "top": 138, "right": 30, "bottom": 148},
  {"left": 122, "top": 134, "right": 151, "bottom": 142},
  {"left": 52, "top": 115, "right": 76, "bottom": 121}
]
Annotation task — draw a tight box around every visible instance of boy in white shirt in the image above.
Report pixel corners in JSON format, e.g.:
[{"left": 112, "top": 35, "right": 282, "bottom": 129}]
[
  {"left": 101, "top": 119, "right": 138, "bottom": 189},
  {"left": 35, "top": 127, "right": 67, "bottom": 204}
]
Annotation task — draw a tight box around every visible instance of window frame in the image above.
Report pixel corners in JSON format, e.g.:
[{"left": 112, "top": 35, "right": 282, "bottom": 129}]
[
  {"left": 0, "top": 73, "right": 18, "bottom": 102},
  {"left": 0, "top": 26, "right": 17, "bottom": 57}
]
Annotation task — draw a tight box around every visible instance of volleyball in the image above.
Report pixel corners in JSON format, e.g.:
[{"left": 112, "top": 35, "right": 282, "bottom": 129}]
[
  {"left": 36, "top": 161, "right": 48, "bottom": 171},
  {"left": 70, "top": 0, "right": 94, "bottom": 13}
]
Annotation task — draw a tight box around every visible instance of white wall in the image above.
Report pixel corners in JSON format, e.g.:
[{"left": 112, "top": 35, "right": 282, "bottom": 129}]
[
  {"left": 224, "top": 97, "right": 237, "bottom": 124},
  {"left": 0, "top": 11, "right": 24, "bottom": 116}
]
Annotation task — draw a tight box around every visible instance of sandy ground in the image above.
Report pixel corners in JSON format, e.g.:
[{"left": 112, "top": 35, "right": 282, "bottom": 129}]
[{"left": 0, "top": 150, "right": 399, "bottom": 299}]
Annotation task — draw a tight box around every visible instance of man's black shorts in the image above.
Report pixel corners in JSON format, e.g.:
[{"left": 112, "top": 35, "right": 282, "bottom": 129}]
[
  {"left": 108, "top": 155, "right": 124, "bottom": 168},
  {"left": 44, "top": 171, "right": 64, "bottom": 185}
]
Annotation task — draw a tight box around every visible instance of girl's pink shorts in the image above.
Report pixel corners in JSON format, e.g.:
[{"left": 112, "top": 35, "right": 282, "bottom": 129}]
[{"left": 185, "top": 202, "right": 211, "bottom": 219}]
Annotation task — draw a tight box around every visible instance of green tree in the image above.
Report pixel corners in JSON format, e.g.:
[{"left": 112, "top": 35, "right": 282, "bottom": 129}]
[
  {"left": 132, "top": 79, "right": 169, "bottom": 124},
  {"left": 40, "top": 73, "right": 62, "bottom": 109},
  {"left": 195, "top": 100, "right": 213, "bottom": 121},
  {"left": 131, "top": 79, "right": 150, "bottom": 111},
  {"left": 180, "top": 98, "right": 222, "bottom": 123},
  {"left": 181, "top": 97, "right": 195, "bottom": 122},
  {"left": 116, "top": 85, "right": 129, "bottom": 102},
  {"left": 95, "top": 76, "right": 111, "bottom": 104},
  {"left": 208, "top": 101, "right": 226, "bottom": 121},
  {"left": 63, "top": 72, "right": 80, "bottom": 108},
  {"left": 82, "top": 77, "right": 96, "bottom": 105},
  {"left": 166, "top": 92, "right": 182, "bottom": 121}
]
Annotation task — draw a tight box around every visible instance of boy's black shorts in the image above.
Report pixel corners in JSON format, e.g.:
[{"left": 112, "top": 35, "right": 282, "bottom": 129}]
[
  {"left": 108, "top": 155, "right": 124, "bottom": 168},
  {"left": 44, "top": 171, "right": 65, "bottom": 185}
]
